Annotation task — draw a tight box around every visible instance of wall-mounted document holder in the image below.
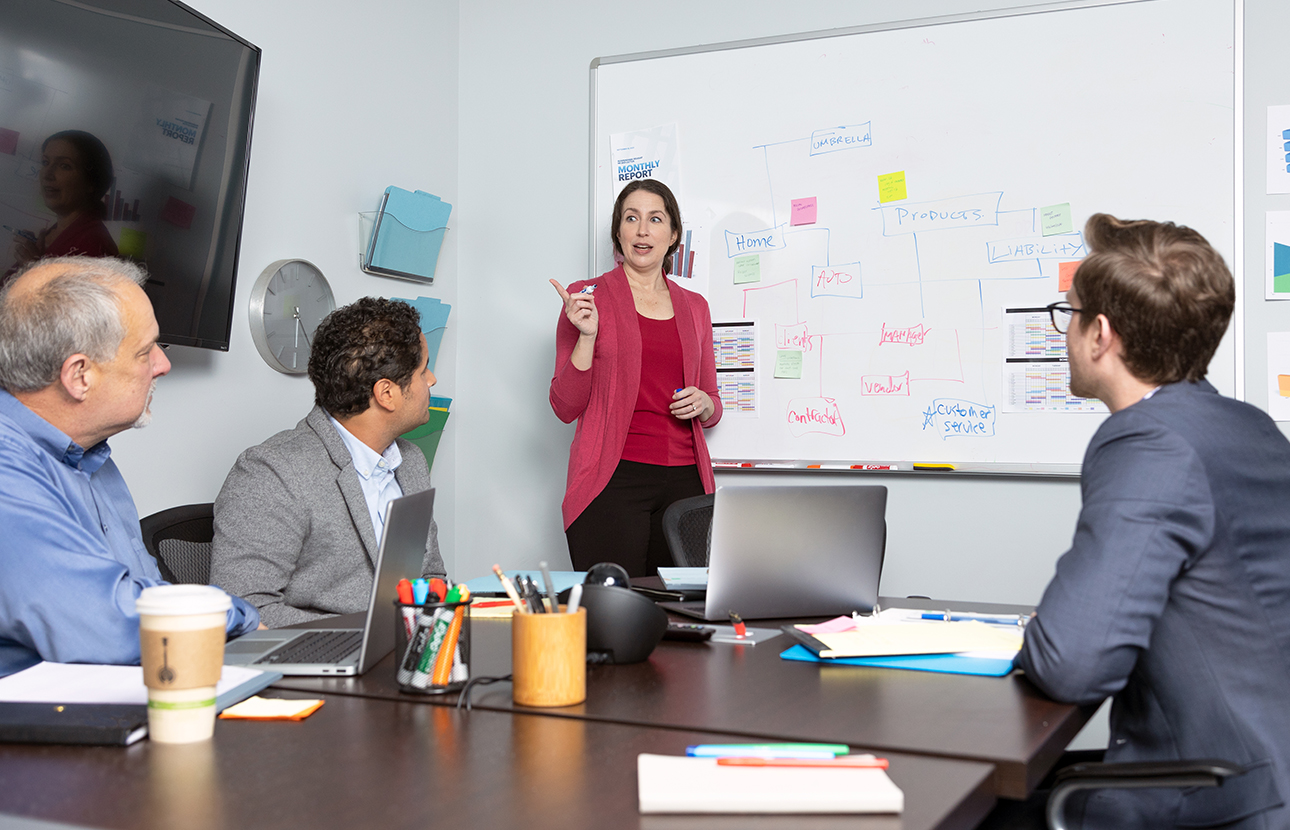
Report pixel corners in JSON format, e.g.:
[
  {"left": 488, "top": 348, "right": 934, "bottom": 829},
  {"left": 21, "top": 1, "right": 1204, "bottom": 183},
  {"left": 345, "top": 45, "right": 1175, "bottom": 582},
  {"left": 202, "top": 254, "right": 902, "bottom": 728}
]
[{"left": 358, "top": 186, "right": 452, "bottom": 284}]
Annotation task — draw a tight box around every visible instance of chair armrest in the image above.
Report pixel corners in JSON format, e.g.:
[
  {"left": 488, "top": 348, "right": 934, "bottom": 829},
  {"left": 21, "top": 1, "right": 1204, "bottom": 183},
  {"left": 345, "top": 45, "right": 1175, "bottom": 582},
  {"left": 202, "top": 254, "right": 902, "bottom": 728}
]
[{"left": 1047, "top": 761, "right": 1246, "bottom": 830}]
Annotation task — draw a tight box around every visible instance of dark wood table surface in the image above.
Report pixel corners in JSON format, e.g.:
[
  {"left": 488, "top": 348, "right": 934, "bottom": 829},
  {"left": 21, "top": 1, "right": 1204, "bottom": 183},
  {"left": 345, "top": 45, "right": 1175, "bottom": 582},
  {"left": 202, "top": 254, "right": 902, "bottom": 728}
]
[
  {"left": 0, "top": 691, "right": 997, "bottom": 830},
  {"left": 275, "top": 597, "right": 1092, "bottom": 799}
]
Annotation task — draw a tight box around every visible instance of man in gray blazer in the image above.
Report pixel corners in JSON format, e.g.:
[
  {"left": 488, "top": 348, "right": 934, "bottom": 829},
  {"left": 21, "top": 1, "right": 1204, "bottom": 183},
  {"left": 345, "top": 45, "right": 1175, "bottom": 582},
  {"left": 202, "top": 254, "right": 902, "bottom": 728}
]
[
  {"left": 1016, "top": 215, "right": 1290, "bottom": 829},
  {"left": 211, "top": 297, "right": 445, "bottom": 628}
]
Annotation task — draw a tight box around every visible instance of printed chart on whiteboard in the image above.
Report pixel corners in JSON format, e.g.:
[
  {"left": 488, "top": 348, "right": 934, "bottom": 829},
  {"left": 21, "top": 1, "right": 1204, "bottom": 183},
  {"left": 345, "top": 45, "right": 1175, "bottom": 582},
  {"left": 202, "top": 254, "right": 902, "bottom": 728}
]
[{"left": 592, "top": 0, "right": 1235, "bottom": 470}]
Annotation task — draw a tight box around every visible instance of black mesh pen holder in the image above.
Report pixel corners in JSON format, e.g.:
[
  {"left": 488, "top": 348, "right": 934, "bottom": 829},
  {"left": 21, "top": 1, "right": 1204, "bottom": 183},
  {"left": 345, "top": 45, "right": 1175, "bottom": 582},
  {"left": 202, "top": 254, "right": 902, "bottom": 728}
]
[{"left": 393, "top": 599, "right": 471, "bottom": 695}]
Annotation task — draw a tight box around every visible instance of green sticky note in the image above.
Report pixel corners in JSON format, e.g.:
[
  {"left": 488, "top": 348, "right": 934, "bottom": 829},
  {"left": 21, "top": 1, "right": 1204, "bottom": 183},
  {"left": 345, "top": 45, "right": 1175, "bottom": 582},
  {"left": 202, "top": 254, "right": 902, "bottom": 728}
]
[
  {"left": 733, "top": 254, "right": 761, "bottom": 284},
  {"left": 877, "top": 171, "right": 907, "bottom": 203},
  {"left": 1041, "top": 203, "right": 1073, "bottom": 236},
  {"left": 118, "top": 228, "right": 148, "bottom": 259},
  {"left": 774, "top": 350, "right": 803, "bottom": 379}
]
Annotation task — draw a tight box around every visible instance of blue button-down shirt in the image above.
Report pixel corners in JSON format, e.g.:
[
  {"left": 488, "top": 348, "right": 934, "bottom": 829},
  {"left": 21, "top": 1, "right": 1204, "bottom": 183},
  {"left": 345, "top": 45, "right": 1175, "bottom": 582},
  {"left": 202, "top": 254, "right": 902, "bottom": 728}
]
[
  {"left": 327, "top": 414, "right": 404, "bottom": 542},
  {"left": 0, "top": 389, "right": 260, "bottom": 677}
]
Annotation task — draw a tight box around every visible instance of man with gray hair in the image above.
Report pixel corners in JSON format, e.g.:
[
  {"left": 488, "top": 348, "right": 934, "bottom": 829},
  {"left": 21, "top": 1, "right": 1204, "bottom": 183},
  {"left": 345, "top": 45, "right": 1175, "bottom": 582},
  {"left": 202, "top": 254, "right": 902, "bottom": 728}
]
[{"left": 0, "top": 256, "right": 260, "bottom": 678}]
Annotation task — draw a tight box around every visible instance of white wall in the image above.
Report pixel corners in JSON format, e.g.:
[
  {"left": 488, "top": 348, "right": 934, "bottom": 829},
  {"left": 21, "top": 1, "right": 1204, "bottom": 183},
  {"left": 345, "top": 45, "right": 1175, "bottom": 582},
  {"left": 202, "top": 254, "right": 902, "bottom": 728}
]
[
  {"left": 454, "top": 0, "right": 1084, "bottom": 606},
  {"left": 109, "top": 0, "right": 461, "bottom": 568},
  {"left": 106, "top": 0, "right": 1090, "bottom": 606}
]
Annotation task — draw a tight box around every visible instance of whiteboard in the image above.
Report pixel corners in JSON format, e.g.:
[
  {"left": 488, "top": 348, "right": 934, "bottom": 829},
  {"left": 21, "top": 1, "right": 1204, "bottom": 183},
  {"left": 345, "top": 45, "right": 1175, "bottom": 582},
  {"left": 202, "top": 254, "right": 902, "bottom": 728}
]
[{"left": 590, "top": 0, "right": 1236, "bottom": 473}]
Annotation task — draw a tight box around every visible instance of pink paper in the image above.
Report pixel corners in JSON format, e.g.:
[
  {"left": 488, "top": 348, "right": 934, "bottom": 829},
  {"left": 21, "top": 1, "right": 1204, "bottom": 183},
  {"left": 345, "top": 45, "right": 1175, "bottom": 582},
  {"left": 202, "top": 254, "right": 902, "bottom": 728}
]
[
  {"left": 797, "top": 615, "right": 857, "bottom": 635},
  {"left": 0, "top": 128, "right": 18, "bottom": 156},
  {"left": 791, "top": 197, "right": 818, "bottom": 226}
]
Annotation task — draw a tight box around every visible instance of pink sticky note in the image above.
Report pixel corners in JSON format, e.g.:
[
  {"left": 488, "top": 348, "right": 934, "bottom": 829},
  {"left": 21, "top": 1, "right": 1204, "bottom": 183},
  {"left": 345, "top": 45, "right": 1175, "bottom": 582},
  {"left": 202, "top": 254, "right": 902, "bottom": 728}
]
[
  {"left": 0, "top": 128, "right": 18, "bottom": 156},
  {"left": 791, "top": 197, "right": 818, "bottom": 226},
  {"left": 1058, "top": 261, "right": 1081, "bottom": 292},
  {"left": 797, "top": 615, "right": 858, "bottom": 635}
]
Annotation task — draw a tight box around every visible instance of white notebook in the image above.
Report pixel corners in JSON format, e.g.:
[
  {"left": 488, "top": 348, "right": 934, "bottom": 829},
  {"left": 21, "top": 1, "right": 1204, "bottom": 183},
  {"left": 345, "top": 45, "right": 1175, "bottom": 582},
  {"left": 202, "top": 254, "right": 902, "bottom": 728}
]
[{"left": 637, "top": 754, "right": 904, "bottom": 814}]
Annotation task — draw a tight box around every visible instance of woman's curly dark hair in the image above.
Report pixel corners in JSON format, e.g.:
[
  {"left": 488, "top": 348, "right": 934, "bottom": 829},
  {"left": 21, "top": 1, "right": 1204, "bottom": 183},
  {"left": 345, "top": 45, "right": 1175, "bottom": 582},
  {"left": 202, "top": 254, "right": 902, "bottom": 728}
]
[{"left": 307, "top": 297, "right": 423, "bottom": 417}]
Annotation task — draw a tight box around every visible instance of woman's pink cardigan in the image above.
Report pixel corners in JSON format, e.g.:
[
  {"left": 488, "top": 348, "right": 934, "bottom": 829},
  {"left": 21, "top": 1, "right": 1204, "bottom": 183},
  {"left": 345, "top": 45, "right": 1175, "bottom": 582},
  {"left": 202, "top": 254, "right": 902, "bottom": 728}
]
[{"left": 550, "top": 267, "right": 723, "bottom": 530}]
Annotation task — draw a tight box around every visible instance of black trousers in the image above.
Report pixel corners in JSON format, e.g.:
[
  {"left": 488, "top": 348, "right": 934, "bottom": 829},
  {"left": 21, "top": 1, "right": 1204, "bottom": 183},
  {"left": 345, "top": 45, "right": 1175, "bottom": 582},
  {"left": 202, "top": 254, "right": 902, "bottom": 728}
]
[{"left": 565, "top": 459, "right": 705, "bottom": 578}]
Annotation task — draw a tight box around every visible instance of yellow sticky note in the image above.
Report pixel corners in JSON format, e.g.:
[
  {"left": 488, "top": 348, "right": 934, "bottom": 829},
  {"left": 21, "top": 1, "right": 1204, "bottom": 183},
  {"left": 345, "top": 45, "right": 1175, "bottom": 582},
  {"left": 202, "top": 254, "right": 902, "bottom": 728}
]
[
  {"left": 877, "top": 171, "right": 907, "bottom": 203},
  {"left": 733, "top": 255, "right": 761, "bottom": 284},
  {"left": 1278, "top": 374, "right": 1290, "bottom": 397},
  {"left": 218, "top": 696, "right": 324, "bottom": 721},
  {"left": 774, "top": 350, "right": 803, "bottom": 379}
]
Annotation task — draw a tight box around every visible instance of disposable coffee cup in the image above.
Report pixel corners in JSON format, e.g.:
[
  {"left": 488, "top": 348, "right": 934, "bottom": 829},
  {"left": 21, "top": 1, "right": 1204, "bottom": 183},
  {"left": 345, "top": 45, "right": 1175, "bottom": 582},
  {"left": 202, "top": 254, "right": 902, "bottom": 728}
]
[{"left": 135, "top": 585, "right": 231, "bottom": 744}]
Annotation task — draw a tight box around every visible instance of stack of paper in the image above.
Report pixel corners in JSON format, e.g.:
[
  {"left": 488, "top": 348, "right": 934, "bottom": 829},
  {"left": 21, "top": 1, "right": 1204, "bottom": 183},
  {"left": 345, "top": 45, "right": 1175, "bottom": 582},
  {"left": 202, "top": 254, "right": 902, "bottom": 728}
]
[
  {"left": 637, "top": 754, "right": 903, "bottom": 814},
  {"left": 0, "top": 662, "right": 279, "bottom": 711},
  {"left": 780, "top": 609, "right": 1023, "bottom": 677}
]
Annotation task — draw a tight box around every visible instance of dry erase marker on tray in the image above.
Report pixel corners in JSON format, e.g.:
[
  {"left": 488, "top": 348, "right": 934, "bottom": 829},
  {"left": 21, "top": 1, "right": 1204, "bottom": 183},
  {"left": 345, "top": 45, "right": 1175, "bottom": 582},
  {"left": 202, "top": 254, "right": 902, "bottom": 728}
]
[
  {"left": 913, "top": 463, "right": 956, "bottom": 470},
  {"left": 851, "top": 464, "right": 895, "bottom": 470}
]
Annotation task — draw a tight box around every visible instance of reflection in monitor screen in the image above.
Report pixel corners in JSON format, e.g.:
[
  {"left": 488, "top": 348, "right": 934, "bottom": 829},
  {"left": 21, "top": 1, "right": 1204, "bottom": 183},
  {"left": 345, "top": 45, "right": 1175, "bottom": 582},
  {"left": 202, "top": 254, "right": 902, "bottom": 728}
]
[{"left": 0, "top": 0, "right": 259, "bottom": 350}]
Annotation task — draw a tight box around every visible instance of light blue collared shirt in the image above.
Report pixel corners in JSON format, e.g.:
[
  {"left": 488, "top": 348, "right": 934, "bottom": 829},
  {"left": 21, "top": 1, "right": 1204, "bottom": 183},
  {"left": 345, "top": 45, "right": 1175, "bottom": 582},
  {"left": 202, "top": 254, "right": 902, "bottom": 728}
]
[
  {"left": 327, "top": 415, "right": 404, "bottom": 542},
  {"left": 0, "top": 389, "right": 260, "bottom": 678}
]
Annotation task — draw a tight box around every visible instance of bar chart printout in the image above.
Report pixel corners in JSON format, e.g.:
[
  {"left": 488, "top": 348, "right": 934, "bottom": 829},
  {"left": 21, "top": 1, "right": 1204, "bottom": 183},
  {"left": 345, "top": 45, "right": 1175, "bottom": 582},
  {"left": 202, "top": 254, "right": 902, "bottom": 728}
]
[
  {"left": 713, "top": 320, "right": 757, "bottom": 416},
  {"left": 1001, "top": 307, "right": 1105, "bottom": 413}
]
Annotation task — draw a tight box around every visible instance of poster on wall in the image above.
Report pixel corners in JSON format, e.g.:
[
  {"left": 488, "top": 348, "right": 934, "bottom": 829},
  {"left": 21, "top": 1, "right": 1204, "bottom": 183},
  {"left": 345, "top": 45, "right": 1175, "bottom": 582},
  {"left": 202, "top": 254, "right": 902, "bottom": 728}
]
[
  {"left": 609, "top": 123, "right": 682, "bottom": 204},
  {"left": 1266, "top": 211, "right": 1290, "bottom": 300},
  {"left": 1266, "top": 333, "right": 1290, "bottom": 421},
  {"left": 1268, "top": 105, "right": 1290, "bottom": 195}
]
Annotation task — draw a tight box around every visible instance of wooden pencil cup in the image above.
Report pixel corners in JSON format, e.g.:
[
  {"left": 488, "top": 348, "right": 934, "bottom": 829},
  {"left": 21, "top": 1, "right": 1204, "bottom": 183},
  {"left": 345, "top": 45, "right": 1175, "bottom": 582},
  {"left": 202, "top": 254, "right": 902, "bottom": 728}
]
[{"left": 511, "top": 607, "right": 586, "bottom": 707}]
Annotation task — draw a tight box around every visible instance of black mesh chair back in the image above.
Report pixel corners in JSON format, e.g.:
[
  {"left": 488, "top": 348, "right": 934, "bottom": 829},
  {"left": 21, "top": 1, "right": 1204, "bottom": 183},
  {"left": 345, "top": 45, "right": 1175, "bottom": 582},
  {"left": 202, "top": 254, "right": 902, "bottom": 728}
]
[
  {"left": 139, "top": 503, "right": 215, "bottom": 585},
  {"left": 661, "top": 493, "right": 715, "bottom": 567}
]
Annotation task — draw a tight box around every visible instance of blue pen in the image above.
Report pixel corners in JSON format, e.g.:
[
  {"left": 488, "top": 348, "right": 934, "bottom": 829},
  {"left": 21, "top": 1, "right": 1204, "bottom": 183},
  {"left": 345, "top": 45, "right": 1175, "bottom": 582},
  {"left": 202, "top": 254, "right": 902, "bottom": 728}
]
[
  {"left": 2, "top": 225, "right": 36, "bottom": 242},
  {"left": 921, "top": 612, "right": 1026, "bottom": 626},
  {"left": 412, "top": 579, "right": 430, "bottom": 605}
]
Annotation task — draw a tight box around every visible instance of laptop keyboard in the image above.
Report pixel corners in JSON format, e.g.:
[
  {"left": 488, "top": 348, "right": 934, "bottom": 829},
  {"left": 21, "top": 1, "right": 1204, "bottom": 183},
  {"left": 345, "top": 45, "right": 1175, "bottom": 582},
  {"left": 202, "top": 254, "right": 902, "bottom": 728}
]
[{"left": 255, "top": 630, "right": 363, "bottom": 665}]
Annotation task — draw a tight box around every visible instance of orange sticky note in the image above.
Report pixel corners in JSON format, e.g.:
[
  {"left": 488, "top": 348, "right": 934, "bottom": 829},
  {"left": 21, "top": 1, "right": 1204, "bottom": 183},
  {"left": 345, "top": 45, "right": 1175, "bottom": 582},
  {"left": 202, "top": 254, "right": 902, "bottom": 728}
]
[
  {"left": 1058, "top": 261, "right": 1081, "bottom": 292},
  {"left": 1278, "top": 375, "right": 1290, "bottom": 398}
]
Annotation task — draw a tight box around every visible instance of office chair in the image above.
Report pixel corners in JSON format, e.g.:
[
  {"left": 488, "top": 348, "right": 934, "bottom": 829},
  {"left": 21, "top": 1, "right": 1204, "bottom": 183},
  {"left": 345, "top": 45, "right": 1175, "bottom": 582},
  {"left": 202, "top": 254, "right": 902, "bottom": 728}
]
[
  {"left": 139, "top": 503, "right": 215, "bottom": 585},
  {"left": 661, "top": 493, "right": 714, "bottom": 567},
  {"left": 1045, "top": 759, "right": 1246, "bottom": 830}
]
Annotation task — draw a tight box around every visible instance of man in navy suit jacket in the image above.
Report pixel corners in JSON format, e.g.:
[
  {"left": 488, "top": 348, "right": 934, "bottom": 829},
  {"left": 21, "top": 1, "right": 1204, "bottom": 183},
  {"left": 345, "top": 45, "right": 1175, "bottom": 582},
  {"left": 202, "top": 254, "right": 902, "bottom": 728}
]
[{"left": 1017, "top": 215, "right": 1289, "bottom": 829}]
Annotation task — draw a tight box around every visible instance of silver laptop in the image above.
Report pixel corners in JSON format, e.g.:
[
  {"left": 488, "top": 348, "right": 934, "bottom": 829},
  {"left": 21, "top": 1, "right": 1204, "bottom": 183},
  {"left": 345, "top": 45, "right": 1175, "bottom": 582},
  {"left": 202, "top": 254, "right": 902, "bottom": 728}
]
[
  {"left": 223, "top": 488, "right": 435, "bottom": 676},
  {"left": 660, "top": 484, "right": 886, "bottom": 621}
]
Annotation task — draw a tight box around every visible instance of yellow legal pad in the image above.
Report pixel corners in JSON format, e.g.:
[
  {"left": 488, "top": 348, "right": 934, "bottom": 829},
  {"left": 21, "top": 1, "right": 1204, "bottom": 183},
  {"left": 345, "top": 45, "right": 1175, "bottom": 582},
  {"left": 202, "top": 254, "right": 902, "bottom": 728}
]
[{"left": 803, "top": 621, "right": 1023, "bottom": 659}]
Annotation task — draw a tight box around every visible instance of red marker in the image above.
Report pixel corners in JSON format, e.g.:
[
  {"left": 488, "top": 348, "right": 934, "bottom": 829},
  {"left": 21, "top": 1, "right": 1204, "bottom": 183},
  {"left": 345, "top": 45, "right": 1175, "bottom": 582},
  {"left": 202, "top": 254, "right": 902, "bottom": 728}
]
[
  {"left": 428, "top": 578, "right": 448, "bottom": 603},
  {"left": 851, "top": 464, "right": 894, "bottom": 470},
  {"left": 729, "top": 611, "right": 746, "bottom": 639},
  {"left": 395, "top": 579, "right": 416, "bottom": 638},
  {"left": 717, "top": 756, "right": 889, "bottom": 769}
]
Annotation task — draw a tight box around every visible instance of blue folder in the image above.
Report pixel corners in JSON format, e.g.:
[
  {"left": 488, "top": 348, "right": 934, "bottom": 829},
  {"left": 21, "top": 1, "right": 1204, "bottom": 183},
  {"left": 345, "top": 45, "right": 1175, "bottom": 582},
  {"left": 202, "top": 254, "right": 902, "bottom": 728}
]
[
  {"left": 779, "top": 643, "right": 1015, "bottom": 677},
  {"left": 367, "top": 186, "right": 452, "bottom": 282}
]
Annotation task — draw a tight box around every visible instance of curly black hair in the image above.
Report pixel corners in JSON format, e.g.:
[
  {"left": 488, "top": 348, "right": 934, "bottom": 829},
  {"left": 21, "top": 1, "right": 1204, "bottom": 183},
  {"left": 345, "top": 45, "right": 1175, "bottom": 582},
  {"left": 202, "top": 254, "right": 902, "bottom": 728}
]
[{"left": 307, "top": 297, "right": 423, "bottom": 417}]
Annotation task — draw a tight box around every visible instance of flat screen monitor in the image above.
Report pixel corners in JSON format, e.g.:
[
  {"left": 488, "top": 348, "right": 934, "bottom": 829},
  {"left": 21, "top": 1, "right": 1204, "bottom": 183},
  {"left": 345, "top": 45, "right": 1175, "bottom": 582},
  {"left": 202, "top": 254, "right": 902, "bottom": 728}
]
[{"left": 0, "top": 0, "right": 259, "bottom": 350}]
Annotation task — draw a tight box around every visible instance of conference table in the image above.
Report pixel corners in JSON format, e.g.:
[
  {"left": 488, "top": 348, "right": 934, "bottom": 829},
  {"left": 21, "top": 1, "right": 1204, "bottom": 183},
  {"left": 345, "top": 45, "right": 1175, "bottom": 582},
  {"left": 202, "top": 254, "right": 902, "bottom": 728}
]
[
  {"left": 275, "top": 596, "right": 1092, "bottom": 800},
  {"left": 0, "top": 692, "right": 998, "bottom": 830},
  {"left": 0, "top": 595, "right": 1088, "bottom": 830}
]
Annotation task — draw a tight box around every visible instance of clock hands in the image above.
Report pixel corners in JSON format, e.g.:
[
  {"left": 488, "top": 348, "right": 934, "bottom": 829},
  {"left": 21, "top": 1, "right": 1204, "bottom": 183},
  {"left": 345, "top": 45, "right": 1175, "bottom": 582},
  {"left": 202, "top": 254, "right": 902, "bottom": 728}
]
[{"left": 292, "top": 306, "right": 312, "bottom": 348}]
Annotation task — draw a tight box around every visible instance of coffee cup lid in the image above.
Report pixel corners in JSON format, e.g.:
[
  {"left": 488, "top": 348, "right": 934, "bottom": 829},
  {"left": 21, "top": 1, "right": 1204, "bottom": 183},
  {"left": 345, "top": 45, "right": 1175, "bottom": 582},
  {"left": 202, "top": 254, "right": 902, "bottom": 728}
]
[{"left": 135, "top": 584, "right": 232, "bottom": 616}]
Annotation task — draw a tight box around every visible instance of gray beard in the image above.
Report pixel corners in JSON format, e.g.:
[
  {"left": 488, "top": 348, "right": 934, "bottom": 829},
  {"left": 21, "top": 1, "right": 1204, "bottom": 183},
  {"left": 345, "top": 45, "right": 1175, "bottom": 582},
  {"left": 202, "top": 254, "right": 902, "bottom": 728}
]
[{"left": 132, "top": 380, "right": 157, "bottom": 429}]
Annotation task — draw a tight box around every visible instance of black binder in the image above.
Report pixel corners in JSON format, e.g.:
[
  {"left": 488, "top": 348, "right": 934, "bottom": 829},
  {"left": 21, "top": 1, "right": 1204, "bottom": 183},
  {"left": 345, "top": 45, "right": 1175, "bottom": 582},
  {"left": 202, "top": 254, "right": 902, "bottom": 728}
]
[{"left": 0, "top": 702, "right": 148, "bottom": 746}]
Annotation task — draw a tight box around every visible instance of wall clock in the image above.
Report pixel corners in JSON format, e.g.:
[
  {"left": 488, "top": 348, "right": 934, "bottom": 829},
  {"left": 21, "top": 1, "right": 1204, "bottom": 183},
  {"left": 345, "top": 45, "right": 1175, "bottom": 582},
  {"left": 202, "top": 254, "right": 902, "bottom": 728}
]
[{"left": 248, "top": 259, "right": 336, "bottom": 375}]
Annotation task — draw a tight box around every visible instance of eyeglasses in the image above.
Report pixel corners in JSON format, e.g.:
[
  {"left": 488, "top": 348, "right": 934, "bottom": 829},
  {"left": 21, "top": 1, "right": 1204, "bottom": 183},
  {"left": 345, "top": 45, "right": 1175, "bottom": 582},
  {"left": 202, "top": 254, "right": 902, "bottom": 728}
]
[{"left": 1046, "top": 302, "right": 1084, "bottom": 334}]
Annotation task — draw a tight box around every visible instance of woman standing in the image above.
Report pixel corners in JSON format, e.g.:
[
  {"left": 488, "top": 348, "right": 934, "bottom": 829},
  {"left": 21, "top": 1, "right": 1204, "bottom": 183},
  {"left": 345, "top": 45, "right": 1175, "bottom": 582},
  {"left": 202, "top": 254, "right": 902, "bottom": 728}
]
[
  {"left": 550, "top": 179, "right": 722, "bottom": 576},
  {"left": 6, "top": 130, "right": 118, "bottom": 282}
]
